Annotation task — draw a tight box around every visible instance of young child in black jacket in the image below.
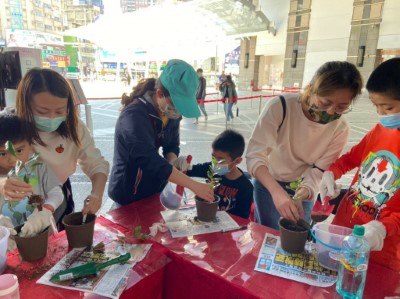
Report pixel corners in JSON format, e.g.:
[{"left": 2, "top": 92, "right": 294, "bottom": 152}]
[{"left": 187, "top": 130, "right": 253, "bottom": 219}]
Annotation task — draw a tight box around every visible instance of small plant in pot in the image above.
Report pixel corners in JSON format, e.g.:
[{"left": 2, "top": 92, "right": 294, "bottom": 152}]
[
  {"left": 279, "top": 179, "right": 311, "bottom": 254},
  {"left": 195, "top": 157, "right": 221, "bottom": 222}
]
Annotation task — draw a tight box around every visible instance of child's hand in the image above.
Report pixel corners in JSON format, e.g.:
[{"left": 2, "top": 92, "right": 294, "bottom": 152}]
[
  {"left": 171, "top": 156, "right": 192, "bottom": 172},
  {"left": 1, "top": 177, "right": 33, "bottom": 201},
  {"left": 82, "top": 193, "right": 101, "bottom": 215},
  {"left": 319, "top": 171, "right": 341, "bottom": 200},
  {"left": 20, "top": 209, "right": 52, "bottom": 237},
  {"left": 363, "top": 220, "right": 386, "bottom": 251}
]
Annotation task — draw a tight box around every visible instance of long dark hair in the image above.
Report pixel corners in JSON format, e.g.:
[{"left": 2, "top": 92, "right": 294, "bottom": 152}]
[
  {"left": 16, "top": 68, "right": 80, "bottom": 147},
  {"left": 121, "top": 78, "right": 170, "bottom": 110}
]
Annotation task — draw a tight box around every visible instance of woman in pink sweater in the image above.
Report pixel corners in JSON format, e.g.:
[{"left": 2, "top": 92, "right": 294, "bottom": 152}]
[{"left": 246, "top": 61, "right": 362, "bottom": 229}]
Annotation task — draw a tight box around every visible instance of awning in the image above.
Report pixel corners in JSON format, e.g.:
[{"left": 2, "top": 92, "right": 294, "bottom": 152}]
[{"left": 63, "top": 0, "right": 276, "bottom": 56}]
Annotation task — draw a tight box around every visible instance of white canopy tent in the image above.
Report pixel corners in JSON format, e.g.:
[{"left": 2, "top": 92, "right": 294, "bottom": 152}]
[
  {"left": 63, "top": 0, "right": 276, "bottom": 61},
  {"left": 65, "top": 3, "right": 225, "bottom": 60}
]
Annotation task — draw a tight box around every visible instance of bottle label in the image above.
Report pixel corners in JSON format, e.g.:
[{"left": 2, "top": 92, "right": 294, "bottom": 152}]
[
  {"left": 340, "top": 258, "right": 368, "bottom": 272},
  {"left": 357, "top": 264, "right": 368, "bottom": 271}
]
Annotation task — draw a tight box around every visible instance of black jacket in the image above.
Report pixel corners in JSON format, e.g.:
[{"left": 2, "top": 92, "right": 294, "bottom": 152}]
[
  {"left": 187, "top": 162, "right": 253, "bottom": 219},
  {"left": 108, "top": 96, "right": 181, "bottom": 204}
]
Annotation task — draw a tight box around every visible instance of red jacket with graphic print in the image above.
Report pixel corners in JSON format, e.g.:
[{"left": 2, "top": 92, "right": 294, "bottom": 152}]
[{"left": 331, "top": 124, "right": 400, "bottom": 271}]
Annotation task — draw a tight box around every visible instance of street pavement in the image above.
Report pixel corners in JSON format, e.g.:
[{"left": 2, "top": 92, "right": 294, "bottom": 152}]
[{"left": 73, "top": 81, "right": 378, "bottom": 216}]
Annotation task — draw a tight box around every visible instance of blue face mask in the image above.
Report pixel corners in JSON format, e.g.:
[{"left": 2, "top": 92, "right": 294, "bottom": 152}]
[
  {"left": 34, "top": 115, "right": 66, "bottom": 132},
  {"left": 379, "top": 112, "right": 400, "bottom": 129},
  {"left": 213, "top": 163, "right": 230, "bottom": 176}
]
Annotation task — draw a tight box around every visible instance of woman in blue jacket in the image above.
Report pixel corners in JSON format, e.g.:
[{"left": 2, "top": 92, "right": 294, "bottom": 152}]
[{"left": 108, "top": 59, "right": 214, "bottom": 206}]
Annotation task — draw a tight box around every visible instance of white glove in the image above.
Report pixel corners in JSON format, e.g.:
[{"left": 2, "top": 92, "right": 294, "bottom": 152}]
[
  {"left": 363, "top": 220, "right": 386, "bottom": 251},
  {"left": 319, "top": 171, "right": 342, "bottom": 200},
  {"left": 20, "top": 208, "right": 52, "bottom": 238},
  {"left": 0, "top": 215, "right": 17, "bottom": 251},
  {"left": 171, "top": 156, "right": 192, "bottom": 172}
]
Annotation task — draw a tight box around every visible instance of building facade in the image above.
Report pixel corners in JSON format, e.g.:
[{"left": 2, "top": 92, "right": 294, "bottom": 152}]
[
  {"left": 0, "top": 0, "right": 63, "bottom": 43},
  {"left": 237, "top": 0, "right": 400, "bottom": 90},
  {"left": 120, "top": 0, "right": 158, "bottom": 13},
  {"left": 61, "top": 0, "right": 101, "bottom": 29}
]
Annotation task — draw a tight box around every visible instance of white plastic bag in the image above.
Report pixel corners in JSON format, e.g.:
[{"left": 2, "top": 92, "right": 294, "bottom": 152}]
[
  {"left": 160, "top": 182, "right": 196, "bottom": 210},
  {"left": 160, "top": 182, "right": 183, "bottom": 210}
]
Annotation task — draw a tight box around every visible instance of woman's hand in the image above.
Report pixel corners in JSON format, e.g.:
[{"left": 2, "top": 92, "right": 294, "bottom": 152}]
[
  {"left": 82, "top": 193, "right": 102, "bottom": 215},
  {"left": 272, "top": 188, "right": 300, "bottom": 222},
  {"left": 191, "top": 181, "right": 214, "bottom": 202},
  {"left": 0, "top": 177, "right": 33, "bottom": 201}
]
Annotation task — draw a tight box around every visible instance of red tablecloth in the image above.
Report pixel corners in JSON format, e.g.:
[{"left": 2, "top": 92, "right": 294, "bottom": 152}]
[
  {"left": 105, "top": 195, "right": 400, "bottom": 299},
  {"left": 5, "top": 216, "right": 168, "bottom": 299}
]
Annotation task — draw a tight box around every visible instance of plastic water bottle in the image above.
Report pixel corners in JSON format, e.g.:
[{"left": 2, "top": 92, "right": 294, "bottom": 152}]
[{"left": 336, "top": 225, "right": 370, "bottom": 299}]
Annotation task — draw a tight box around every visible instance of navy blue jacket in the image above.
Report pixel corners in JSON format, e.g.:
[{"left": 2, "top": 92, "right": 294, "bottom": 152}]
[
  {"left": 187, "top": 162, "right": 253, "bottom": 219},
  {"left": 108, "top": 96, "right": 180, "bottom": 205}
]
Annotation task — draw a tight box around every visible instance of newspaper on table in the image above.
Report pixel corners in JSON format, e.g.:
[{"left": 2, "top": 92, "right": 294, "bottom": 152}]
[
  {"left": 161, "top": 208, "right": 240, "bottom": 238},
  {"left": 255, "top": 233, "right": 337, "bottom": 287},
  {"left": 37, "top": 243, "right": 152, "bottom": 299}
]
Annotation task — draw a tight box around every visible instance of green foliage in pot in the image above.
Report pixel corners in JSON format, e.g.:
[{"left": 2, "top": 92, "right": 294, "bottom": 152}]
[{"left": 5, "top": 141, "right": 44, "bottom": 210}]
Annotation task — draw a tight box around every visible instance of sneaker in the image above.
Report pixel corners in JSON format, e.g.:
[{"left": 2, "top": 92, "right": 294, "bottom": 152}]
[
  {"left": 205, "top": 116, "right": 208, "bottom": 121},
  {"left": 193, "top": 119, "right": 199, "bottom": 124}
]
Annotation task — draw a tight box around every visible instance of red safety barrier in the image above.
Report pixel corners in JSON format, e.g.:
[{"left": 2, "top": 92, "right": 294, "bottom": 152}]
[
  {"left": 251, "top": 87, "right": 301, "bottom": 93},
  {"left": 283, "top": 87, "right": 302, "bottom": 93},
  {"left": 86, "top": 89, "right": 298, "bottom": 102},
  {"left": 196, "top": 94, "right": 275, "bottom": 104}
]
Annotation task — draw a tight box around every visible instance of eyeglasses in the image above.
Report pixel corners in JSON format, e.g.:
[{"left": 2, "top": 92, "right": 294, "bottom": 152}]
[{"left": 314, "top": 95, "right": 352, "bottom": 114}]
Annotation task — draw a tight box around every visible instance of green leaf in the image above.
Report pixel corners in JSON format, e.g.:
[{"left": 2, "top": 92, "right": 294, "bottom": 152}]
[
  {"left": 211, "top": 156, "right": 218, "bottom": 166},
  {"left": 5, "top": 141, "right": 17, "bottom": 157},
  {"left": 23, "top": 174, "right": 29, "bottom": 184},
  {"left": 15, "top": 160, "right": 23, "bottom": 175},
  {"left": 26, "top": 153, "right": 40, "bottom": 164},
  {"left": 132, "top": 226, "right": 150, "bottom": 240},
  {"left": 133, "top": 226, "right": 142, "bottom": 237}
]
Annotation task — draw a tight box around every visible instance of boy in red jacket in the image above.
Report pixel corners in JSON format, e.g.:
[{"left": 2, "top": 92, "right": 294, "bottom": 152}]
[{"left": 320, "top": 58, "right": 400, "bottom": 271}]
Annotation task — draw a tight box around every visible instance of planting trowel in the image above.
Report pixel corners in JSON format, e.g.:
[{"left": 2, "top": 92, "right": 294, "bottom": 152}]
[
  {"left": 311, "top": 196, "right": 335, "bottom": 221},
  {"left": 50, "top": 252, "right": 131, "bottom": 282}
]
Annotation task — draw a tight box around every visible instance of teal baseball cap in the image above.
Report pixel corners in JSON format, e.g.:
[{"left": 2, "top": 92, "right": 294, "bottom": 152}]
[{"left": 160, "top": 59, "right": 200, "bottom": 118}]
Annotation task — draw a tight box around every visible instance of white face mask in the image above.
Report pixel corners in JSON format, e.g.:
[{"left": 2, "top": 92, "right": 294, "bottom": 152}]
[{"left": 160, "top": 97, "right": 181, "bottom": 119}]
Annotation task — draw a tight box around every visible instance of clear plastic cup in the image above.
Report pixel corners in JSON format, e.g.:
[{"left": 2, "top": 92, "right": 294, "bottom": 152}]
[
  {"left": 0, "top": 274, "right": 20, "bottom": 299},
  {"left": 0, "top": 227, "right": 10, "bottom": 274}
]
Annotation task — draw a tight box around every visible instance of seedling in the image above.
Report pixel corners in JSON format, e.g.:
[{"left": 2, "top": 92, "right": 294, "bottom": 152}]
[
  {"left": 133, "top": 226, "right": 150, "bottom": 241},
  {"left": 5, "top": 141, "right": 44, "bottom": 211},
  {"left": 286, "top": 178, "right": 303, "bottom": 204},
  {"left": 206, "top": 156, "right": 222, "bottom": 189}
]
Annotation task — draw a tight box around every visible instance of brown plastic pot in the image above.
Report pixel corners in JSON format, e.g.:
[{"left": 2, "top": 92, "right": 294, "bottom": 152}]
[
  {"left": 279, "top": 218, "right": 310, "bottom": 254},
  {"left": 14, "top": 225, "right": 49, "bottom": 261},
  {"left": 195, "top": 195, "right": 220, "bottom": 222},
  {"left": 62, "top": 212, "right": 96, "bottom": 248}
]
